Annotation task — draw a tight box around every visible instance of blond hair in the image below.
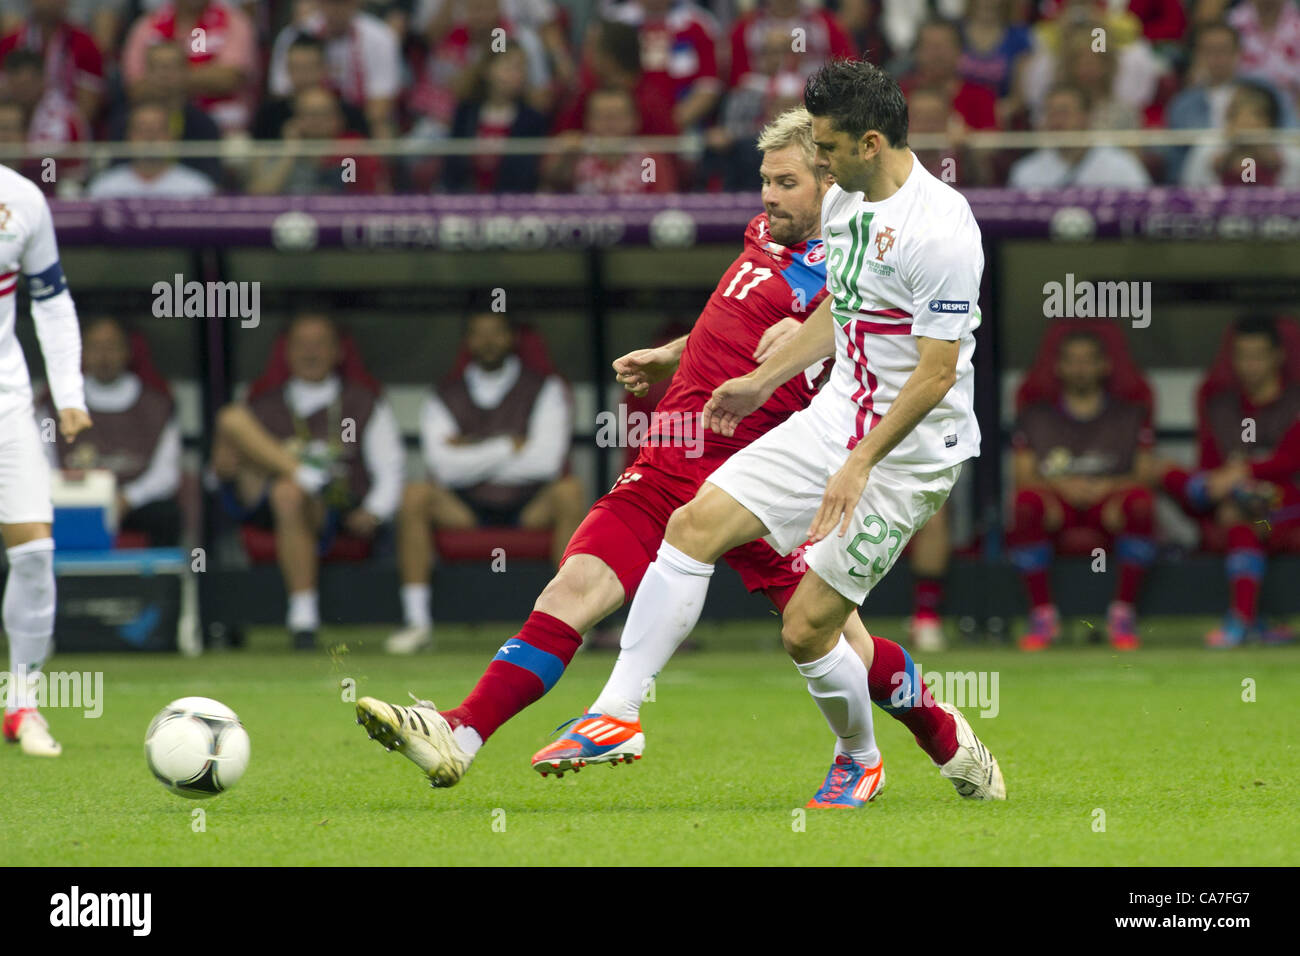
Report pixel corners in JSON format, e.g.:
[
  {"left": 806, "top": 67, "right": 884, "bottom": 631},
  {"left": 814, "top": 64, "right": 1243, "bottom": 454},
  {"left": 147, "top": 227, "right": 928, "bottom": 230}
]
[{"left": 756, "top": 106, "right": 823, "bottom": 178}]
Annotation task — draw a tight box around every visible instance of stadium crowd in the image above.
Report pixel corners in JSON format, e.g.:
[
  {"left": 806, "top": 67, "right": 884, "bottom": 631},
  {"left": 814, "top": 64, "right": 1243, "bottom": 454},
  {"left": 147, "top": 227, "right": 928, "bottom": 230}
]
[{"left": 2, "top": 0, "right": 1299, "bottom": 196}]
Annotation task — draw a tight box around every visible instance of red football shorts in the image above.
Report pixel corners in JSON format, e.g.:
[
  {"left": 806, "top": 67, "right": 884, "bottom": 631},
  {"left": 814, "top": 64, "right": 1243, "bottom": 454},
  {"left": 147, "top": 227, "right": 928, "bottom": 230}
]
[{"left": 560, "top": 447, "right": 803, "bottom": 610}]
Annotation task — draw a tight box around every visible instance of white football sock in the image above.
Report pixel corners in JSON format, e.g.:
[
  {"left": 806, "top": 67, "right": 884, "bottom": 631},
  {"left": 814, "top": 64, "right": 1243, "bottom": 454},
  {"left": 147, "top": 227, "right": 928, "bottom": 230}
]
[
  {"left": 287, "top": 589, "right": 319, "bottom": 632},
  {"left": 590, "top": 541, "right": 714, "bottom": 721},
  {"left": 451, "top": 724, "right": 482, "bottom": 757},
  {"left": 5, "top": 539, "right": 56, "bottom": 715},
  {"left": 794, "top": 635, "right": 880, "bottom": 766},
  {"left": 401, "top": 583, "right": 431, "bottom": 630}
]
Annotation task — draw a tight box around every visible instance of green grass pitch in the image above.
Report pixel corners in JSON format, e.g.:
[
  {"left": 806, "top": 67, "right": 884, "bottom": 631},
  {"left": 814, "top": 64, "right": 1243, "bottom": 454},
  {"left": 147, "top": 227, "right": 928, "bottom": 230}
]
[{"left": 5, "top": 618, "right": 1297, "bottom": 866}]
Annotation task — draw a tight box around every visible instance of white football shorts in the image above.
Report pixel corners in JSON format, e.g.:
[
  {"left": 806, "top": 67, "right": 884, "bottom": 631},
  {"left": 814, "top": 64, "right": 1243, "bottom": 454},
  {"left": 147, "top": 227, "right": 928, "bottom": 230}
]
[
  {"left": 704, "top": 407, "right": 961, "bottom": 605},
  {"left": 0, "top": 397, "right": 54, "bottom": 525}
]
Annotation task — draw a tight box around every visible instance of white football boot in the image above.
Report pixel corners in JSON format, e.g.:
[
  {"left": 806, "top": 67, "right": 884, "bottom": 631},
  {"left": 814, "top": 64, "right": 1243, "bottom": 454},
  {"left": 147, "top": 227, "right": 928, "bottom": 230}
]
[
  {"left": 355, "top": 695, "right": 471, "bottom": 788},
  {"left": 937, "top": 702, "right": 1005, "bottom": 800},
  {"left": 384, "top": 625, "right": 433, "bottom": 655},
  {"left": 4, "top": 708, "right": 63, "bottom": 757}
]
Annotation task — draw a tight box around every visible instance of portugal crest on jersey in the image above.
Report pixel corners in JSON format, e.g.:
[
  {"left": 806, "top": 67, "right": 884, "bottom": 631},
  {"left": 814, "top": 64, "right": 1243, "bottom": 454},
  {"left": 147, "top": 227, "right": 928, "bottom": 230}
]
[{"left": 874, "top": 226, "right": 897, "bottom": 261}]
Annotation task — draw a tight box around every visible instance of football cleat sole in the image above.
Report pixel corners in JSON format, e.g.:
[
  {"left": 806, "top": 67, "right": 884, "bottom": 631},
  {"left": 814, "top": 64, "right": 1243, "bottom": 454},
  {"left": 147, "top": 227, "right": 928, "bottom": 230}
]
[{"left": 355, "top": 696, "right": 471, "bottom": 788}]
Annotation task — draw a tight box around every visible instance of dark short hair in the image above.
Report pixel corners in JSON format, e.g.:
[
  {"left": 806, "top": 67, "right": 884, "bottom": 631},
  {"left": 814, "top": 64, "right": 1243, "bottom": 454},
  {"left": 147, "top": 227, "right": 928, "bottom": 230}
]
[
  {"left": 1058, "top": 329, "right": 1106, "bottom": 357},
  {"left": 82, "top": 314, "right": 130, "bottom": 339},
  {"left": 465, "top": 310, "right": 516, "bottom": 332},
  {"left": 287, "top": 34, "right": 326, "bottom": 58},
  {"left": 1233, "top": 314, "right": 1281, "bottom": 348},
  {"left": 1192, "top": 20, "right": 1238, "bottom": 51},
  {"left": 1047, "top": 83, "right": 1091, "bottom": 113},
  {"left": 3, "top": 50, "right": 43, "bottom": 74},
  {"left": 1231, "top": 79, "right": 1281, "bottom": 128},
  {"left": 597, "top": 20, "right": 641, "bottom": 73},
  {"left": 804, "top": 59, "right": 909, "bottom": 147}
]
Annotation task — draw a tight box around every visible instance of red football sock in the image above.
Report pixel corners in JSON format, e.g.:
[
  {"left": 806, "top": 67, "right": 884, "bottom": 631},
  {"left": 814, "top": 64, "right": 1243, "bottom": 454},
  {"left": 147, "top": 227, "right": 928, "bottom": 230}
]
[
  {"left": 913, "top": 577, "right": 943, "bottom": 621},
  {"left": 1225, "top": 525, "right": 1265, "bottom": 623},
  {"left": 866, "top": 635, "right": 958, "bottom": 764},
  {"left": 1009, "top": 488, "right": 1053, "bottom": 607},
  {"left": 441, "top": 611, "right": 582, "bottom": 743}
]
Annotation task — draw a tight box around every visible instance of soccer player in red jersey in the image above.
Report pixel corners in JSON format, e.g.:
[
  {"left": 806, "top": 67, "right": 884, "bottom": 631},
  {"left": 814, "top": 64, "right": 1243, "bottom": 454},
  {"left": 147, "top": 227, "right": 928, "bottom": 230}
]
[
  {"left": 356, "top": 108, "right": 962, "bottom": 790},
  {"left": 1162, "top": 316, "right": 1300, "bottom": 647}
]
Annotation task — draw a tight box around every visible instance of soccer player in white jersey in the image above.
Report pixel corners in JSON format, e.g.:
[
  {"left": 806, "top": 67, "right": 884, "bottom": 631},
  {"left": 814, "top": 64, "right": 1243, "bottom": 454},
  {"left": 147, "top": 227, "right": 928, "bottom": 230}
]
[
  {"left": 545, "top": 59, "right": 1005, "bottom": 807},
  {"left": 0, "top": 164, "right": 92, "bottom": 757}
]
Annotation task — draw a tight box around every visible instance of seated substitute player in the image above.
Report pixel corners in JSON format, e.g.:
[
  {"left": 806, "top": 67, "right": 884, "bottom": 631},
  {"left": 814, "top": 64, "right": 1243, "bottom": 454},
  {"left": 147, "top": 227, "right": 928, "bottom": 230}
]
[
  {"left": 211, "top": 311, "right": 403, "bottom": 649},
  {"left": 355, "top": 106, "right": 990, "bottom": 801},
  {"left": 0, "top": 163, "right": 92, "bottom": 756},
  {"left": 385, "top": 311, "right": 584, "bottom": 654},
  {"left": 537, "top": 60, "right": 1006, "bottom": 808},
  {"left": 1161, "top": 316, "right": 1300, "bottom": 647},
  {"left": 38, "top": 316, "right": 183, "bottom": 545},
  {"left": 1008, "top": 330, "right": 1157, "bottom": 651}
]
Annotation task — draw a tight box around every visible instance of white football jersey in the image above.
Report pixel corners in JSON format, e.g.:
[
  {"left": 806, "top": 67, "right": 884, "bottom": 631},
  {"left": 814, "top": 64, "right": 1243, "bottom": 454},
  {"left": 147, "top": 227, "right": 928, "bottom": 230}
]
[
  {"left": 0, "top": 165, "right": 84, "bottom": 413},
  {"left": 806, "top": 157, "right": 984, "bottom": 469}
]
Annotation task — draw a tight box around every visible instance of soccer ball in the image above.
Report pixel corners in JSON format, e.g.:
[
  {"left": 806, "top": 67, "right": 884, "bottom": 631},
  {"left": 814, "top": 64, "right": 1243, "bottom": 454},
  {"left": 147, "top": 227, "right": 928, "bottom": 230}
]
[{"left": 145, "top": 697, "right": 251, "bottom": 799}]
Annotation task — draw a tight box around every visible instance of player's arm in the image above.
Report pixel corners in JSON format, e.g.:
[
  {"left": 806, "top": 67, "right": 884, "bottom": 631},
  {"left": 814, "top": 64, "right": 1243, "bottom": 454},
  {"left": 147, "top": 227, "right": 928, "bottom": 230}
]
[
  {"left": 808, "top": 335, "right": 959, "bottom": 542},
  {"left": 613, "top": 334, "right": 689, "bottom": 397},
  {"left": 23, "top": 192, "right": 90, "bottom": 443},
  {"left": 702, "top": 295, "right": 836, "bottom": 436}
]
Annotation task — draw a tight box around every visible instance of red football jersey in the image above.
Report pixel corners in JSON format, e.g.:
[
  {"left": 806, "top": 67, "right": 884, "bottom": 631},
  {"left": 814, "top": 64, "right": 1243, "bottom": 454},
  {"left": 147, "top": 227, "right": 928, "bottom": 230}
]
[{"left": 640, "top": 213, "right": 829, "bottom": 470}]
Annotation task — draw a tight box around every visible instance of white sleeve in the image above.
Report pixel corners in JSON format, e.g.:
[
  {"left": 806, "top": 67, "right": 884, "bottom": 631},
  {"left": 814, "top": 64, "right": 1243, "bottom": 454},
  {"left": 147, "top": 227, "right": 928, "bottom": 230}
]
[
  {"left": 23, "top": 195, "right": 85, "bottom": 411},
  {"left": 359, "top": 399, "right": 405, "bottom": 521},
  {"left": 1180, "top": 145, "right": 1217, "bottom": 187},
  {"left": 906, "top": 212, "right": 985, "bottom": 341},
  {"left": 419, "top": 392, "right": 514, "bottom": 488},
  {"left": 364, "top": 21, "right": 402, "bottom": 99},
  {"left": 491, "top": 377, "right": 571, "bottom": 484},
  {"left": 122, "top": 418, "right": 182, "bottom": 509}
]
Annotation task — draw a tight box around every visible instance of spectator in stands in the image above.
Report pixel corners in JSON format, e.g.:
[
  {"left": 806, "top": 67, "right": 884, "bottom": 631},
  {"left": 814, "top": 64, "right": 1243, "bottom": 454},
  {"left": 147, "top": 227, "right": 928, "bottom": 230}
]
[
  {"left": 0, "top": 0, "right": 104, "bottom": 127},
  {"left": 1163, "top": 21, "right": 1297, "bottom": 182},
  {"left": 875, "top": 0, "right": 964, "bottom": 64},
  {"left": 443, "top": 45, "right": 547, "bottom": 194},
  {"left": 415, "top": 0, "right": 576, "bottom": 88},
  {"left": 212, "top": 311, "right": 404, "bottom": 650},
  {"left": 1057, "top": 22, "right": 1142, "bottom": 129},
  {"left": 269, "top": 0, "right": 401, "bottom": 141},
  {"left": 4, "top": 49, "right": 89, "bottom": 193},
  {"left": 108, "top": 42, "right": 222, "bottom": 184},
  {"left": 1181, "top": 79, "right": 1300, "bottom": 186},
  {"left": 1008, "top": 330, "right": 1158, "bottom": 651},
  {"left": 247, "top": 86, "right": 390, "bottom": 195},
  {"left": 1161, "top": 316, "right": 1300, "bottom": 647},
  {"left": 704, "top": 24, "right": 805, "bottom": 191},
  {"left": 1, "top": 0, "right": 125, "bottom": 66},
  {"left": 600, "top": 0, "right": 723, "bottom": 131},
  {"left": 958, "top": 0, "right": 1033, "bottom": 128},
  {"left": 121, "top": 0, "right": 259, "bottom": 135},
  {"left": 909, "top": 85, "right": 989, "bottom": 186},
  {"left": 1020, "top": 0, "right": 1168, "bottom": 129},
  {"left": 0, "top": 103, "right": 30, "bottom": 180},
  {"left": 728, "top": 0, "right": 855, "bottom": 89},
  {"left": 86, "top": 101, "right": 216, "bottom": 197},
  {"left": 39, "top": 316, "right": 182, "bottom": 546},
  {"left": 544, "top": 86, "right": 680, "bottom": 193},
  {"left": 407, "top": 0, "right": 554, "bottom": 140},
  {"left": 1227, "top": 0, "right": 1300, "bottom": 109},
  {"left": 555, "top": 19, "right": 678, "bottom": 135},
  {"left": 902, "top": 19, "right": 999, "bottom": 131},
  {"left": 252, "top": 34, "right": 370, "bottom": 141},
  {"left": 1007, "top": 85, "right": 1153, "bottom": 187},
  {"left": 385, "top": 311, "right": 582, "bottom": 654}
]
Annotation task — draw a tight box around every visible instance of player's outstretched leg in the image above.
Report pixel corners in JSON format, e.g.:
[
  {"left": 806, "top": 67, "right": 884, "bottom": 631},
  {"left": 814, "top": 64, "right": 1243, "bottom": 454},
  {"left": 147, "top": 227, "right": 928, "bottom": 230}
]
[
  {"left": 356, "top": 552, "right": 625, "bottom": 787},
  {"left": 533, "top": 486, "right": 765, "bottom": 777},
  {"left": 2, "top": 536, "right": 61, "bottom": 757}
]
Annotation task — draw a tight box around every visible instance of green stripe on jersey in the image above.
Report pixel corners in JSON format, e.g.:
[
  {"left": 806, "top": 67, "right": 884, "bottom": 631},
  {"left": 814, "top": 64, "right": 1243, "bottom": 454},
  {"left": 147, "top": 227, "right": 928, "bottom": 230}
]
[{"left": 845, "top": 212, "right": 873, "bottom": 312}]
